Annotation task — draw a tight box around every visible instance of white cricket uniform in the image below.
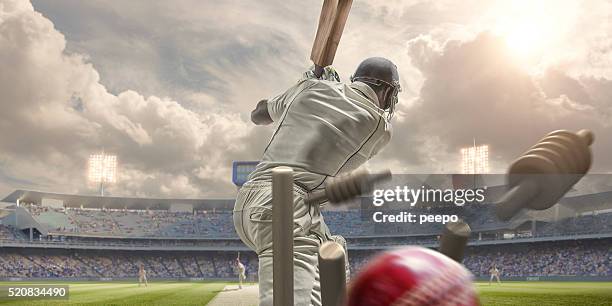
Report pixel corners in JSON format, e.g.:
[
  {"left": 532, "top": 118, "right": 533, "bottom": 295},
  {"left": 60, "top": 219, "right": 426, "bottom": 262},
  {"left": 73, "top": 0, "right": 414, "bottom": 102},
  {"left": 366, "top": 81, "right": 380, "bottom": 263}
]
[
  {"left": 234, "top": 69, "right": 391, "bottom": 306},
  {"left": 139, "top": 268, "right": 147, "bottom": 286},
  {"left": 490, "top": 268, "right": 501, "bottom": 283},
  {"left": 238, "top": 262, "right": 246, "bottom": 287},
  {"left": 249, "top": 79, "right": 391, "bottom": 190}
]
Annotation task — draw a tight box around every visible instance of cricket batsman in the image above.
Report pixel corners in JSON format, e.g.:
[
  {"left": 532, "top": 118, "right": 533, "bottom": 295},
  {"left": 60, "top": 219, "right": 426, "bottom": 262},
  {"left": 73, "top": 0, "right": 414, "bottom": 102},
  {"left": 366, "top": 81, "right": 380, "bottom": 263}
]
[{"left": 233, "top": 57, "right": 400, "bottom": 306}]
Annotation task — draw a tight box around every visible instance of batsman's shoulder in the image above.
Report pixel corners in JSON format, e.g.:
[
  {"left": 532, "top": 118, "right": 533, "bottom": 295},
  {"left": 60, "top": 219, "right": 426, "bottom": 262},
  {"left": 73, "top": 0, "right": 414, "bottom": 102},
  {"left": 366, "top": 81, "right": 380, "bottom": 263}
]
[
  {"left": 302, "top": 79, "right": 349, "bottom": 100},
  {"left": 301, "top": 65, "right": 341, "bottom": 82}
]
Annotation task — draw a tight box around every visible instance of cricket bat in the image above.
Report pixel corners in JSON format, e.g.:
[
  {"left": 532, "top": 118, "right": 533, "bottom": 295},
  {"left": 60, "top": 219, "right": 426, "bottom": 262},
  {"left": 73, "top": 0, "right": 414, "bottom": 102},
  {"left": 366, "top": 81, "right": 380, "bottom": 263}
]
[{"left": 310, "top": 0, "right": 353, "bottom": 77}]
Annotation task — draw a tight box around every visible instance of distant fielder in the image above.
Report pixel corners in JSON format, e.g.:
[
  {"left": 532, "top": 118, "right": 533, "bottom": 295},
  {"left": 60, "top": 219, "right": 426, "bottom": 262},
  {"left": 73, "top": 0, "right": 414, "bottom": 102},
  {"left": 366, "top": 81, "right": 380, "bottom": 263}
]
[
  {"left": 138, "top": 264, "right": 148, "bottom": 287},
  {"left": 236, "top": 253, "right": 246, "bottom": 289},
  {"left": 489, "top": 265, "right": 501, "bottom": 285}
]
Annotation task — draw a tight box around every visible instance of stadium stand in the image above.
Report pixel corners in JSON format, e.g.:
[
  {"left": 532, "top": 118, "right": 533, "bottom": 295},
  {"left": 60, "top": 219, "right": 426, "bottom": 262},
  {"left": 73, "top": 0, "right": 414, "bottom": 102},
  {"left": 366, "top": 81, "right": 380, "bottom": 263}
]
[
  {"left": 25, "top": 206, "right": 237, "bottom": 238},
  {"left": 0, "top": 239, "right": 609, "bottom": 279},
  {"left": 16, "top": 204, "right": 612, "bottom": 239},
  {"left": 0, "top": 186, "right": 611, "bottom": 281},
  {"left": 0, "top": 249, "right": 258, "bottom": 280},
  {"left": 462, "top": 239, "right": 612, "bottom": 277}
]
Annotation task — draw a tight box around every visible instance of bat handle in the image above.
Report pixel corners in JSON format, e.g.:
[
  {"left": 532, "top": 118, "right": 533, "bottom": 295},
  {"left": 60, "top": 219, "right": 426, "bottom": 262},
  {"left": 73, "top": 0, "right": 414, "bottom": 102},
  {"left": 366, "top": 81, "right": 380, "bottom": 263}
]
[
  {"left": 314, "top": 65, "right": 325, "bottom": 78},
  {"left": 304, "top": 190, "right": 326, "bottom": 206},
  {"left": 304, "top": 169, "right": 392, "bottom": 206}
]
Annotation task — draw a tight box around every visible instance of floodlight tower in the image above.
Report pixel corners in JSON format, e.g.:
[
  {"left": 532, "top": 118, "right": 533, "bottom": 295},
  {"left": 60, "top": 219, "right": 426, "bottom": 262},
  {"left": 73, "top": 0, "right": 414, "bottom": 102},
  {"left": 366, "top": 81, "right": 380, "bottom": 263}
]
[
  {"left": 461, "top": 140, "right": 489, "bottom": 189},
  {"left": 461, "top": 140, "right": 489, "bottom": 174},
  {"left": 88, "top": 153, "right": 117, "bottom": 196}
]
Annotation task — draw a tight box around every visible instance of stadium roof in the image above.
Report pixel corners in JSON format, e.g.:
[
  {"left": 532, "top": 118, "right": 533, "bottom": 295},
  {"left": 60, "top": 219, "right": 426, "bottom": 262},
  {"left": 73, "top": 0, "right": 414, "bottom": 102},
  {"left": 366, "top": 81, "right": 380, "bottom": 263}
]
[
  {"left": 2, "top": 187, "right": 611, "bottom": 212},
  {"left": 1, "top": 190, "right": 235, "bottom": 211},
  {"left": 559, "top": 190, "right": 612, "bottom": 212}
]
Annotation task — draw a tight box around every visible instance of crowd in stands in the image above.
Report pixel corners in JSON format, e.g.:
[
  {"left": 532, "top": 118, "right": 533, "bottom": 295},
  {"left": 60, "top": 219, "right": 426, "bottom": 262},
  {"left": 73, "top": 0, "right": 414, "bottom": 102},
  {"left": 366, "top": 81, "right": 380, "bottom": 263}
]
[
  {"left": 323, "top": 210, "right": 374, "bottom": 236},
  {"left": 0, "top": 225, "right": 23, "bottom": 240},
  {"left": 0, "top": 250, "right": 258, "bottom": 280},
  {"left": 349, "top": 238, "right": 612, "bottom": 278},
  {"left": 26, "top": 205, "right": 236, "bottom": 238},
  {"left": 0, "top": 239, "right": 609, "bottom": 279},
  {"left": 22, "top": 204, "right": 612, "bottom": 239},
  {"left": 536, "top": 213, "right": 612, "bottom": 237},
  {"left": 463, "top": 239, "right": 612, "bottom": 277}
]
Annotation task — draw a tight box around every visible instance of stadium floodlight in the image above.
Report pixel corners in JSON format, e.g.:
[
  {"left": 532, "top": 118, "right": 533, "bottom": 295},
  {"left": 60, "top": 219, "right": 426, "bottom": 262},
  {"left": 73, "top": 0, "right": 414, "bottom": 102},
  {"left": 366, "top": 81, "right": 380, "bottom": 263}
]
[
  {"left": 461, "top": 144, "right": 489, "bottom": 174},
  {"left": 88, "top": 153, "right": 117, "bottom": 196}
]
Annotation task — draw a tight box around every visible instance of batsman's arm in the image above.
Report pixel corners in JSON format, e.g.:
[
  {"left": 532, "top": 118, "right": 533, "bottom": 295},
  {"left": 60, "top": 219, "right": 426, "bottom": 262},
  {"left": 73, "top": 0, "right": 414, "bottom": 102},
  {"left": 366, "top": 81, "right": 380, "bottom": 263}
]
[
  {"left": 251, "top": 79, "right": 308, "bottom": 125},
  {"left": 251, "top": 99, "right": 273, "bottom": 125},
  {"left": 251, "top": 92, "right": 286, "bottom": 125}
]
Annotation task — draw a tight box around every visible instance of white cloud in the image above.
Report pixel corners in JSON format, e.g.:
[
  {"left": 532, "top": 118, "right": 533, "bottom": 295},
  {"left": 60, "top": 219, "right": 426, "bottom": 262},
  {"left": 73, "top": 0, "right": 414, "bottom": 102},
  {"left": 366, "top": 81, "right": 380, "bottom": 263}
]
[
  {"left": 378, "top": 32, "right": 612, "bottom": 173},
  {"left": 1, "top": 0, "right": 611, "bottom": 198},
  {"left": 0, "top": 0, "right": 255, "bottom": 197}
]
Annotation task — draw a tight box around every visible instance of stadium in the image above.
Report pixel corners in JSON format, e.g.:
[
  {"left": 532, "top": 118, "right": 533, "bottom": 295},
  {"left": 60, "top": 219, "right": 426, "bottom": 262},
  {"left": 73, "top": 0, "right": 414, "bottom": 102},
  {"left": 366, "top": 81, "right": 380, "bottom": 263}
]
[
  {"left": 0, "top": 173, "right": 610, "bottom": 305},
  {"left": 3, "top": 0, "right": 612, "bottom": 304}
]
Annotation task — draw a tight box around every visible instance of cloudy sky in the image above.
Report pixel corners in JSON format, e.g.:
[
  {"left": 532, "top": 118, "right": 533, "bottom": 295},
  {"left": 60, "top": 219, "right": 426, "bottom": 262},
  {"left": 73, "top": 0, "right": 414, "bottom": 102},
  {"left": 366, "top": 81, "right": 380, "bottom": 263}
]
[{"left": 0, "top": 0, "right": 610, "bottom": 198}]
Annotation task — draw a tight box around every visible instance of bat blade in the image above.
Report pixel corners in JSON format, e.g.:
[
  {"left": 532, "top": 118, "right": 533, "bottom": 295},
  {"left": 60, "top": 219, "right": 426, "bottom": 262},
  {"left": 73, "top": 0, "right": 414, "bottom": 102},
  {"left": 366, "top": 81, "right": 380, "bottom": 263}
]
[
  {"left": 311, "top": 0, "right": 339, "bottom": 67},
  {"left": 310, "top": 0, "right": 352, "bottom": 73},
  {"left": 319, "top": 0, "right": 352, "bottom": 68}
]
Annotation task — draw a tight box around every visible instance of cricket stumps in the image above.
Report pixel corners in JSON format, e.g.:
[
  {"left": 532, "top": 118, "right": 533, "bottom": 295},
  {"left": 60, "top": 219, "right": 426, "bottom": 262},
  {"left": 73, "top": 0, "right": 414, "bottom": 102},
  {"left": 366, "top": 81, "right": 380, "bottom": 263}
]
[
  {"left": 495, "top": 129, "right": 594, "bottom": 221},
  {"left": 439, "top": 220, "right": 471, "bottom": 263},
  {"left": 319, "top": 241, "right": 347, "bottom": 306},
  {"left": 272, "top": 166, "right": 294, "bottom": 306},
  {"left": 272, "top": 167, "right": 389, "bottom": 306}
]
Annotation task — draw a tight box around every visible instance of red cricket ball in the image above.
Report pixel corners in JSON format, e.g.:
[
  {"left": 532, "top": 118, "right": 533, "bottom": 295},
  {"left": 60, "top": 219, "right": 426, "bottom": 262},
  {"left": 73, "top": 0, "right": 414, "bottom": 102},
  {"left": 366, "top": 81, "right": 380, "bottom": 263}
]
[{"left": 347, "top": 246, "right": 479, "bottom": 306}]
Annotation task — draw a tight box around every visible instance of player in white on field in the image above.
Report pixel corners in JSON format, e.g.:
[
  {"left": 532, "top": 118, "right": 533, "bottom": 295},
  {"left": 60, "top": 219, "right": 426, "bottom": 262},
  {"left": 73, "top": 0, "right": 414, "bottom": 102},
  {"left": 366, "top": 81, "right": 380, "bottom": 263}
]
[
  {"left": 233, "top": 58, "right": 400, "bottom": 306},
  {"left": 236, "top": 253, "right": 246, "bottom": 289},
  {"left": 138, "top": 264, "right": 148, "bottom": 287},
  {"left": 489, "top": 264, "right": 502, "bottom": 285}
]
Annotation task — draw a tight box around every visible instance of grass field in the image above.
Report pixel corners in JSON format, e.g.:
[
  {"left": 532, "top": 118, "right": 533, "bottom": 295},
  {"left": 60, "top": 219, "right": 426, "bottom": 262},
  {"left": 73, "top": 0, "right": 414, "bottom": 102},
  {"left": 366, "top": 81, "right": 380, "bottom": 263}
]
[
  {"left": 476, "top": 281, "right": 612, "bottom": 306},
  {"left": 0, "top": 281, "right": 229, "bottom": 306},
  {"left": 0, "top": 281, "right": 610, "bottom": 305}
]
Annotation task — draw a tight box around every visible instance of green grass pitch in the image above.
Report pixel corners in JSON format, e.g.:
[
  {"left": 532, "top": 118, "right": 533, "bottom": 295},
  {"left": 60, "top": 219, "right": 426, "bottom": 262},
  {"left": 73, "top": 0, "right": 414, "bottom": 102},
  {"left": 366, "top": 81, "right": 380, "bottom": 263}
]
[
  {"left": 0, "top": 281, "right": 229, "bottom": 306},
  {"left": 0, "top": 281, "right": 610, "bottom": 305},
  {"left": 475, "top": 282, "right": 612, "bottom": 305}
]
